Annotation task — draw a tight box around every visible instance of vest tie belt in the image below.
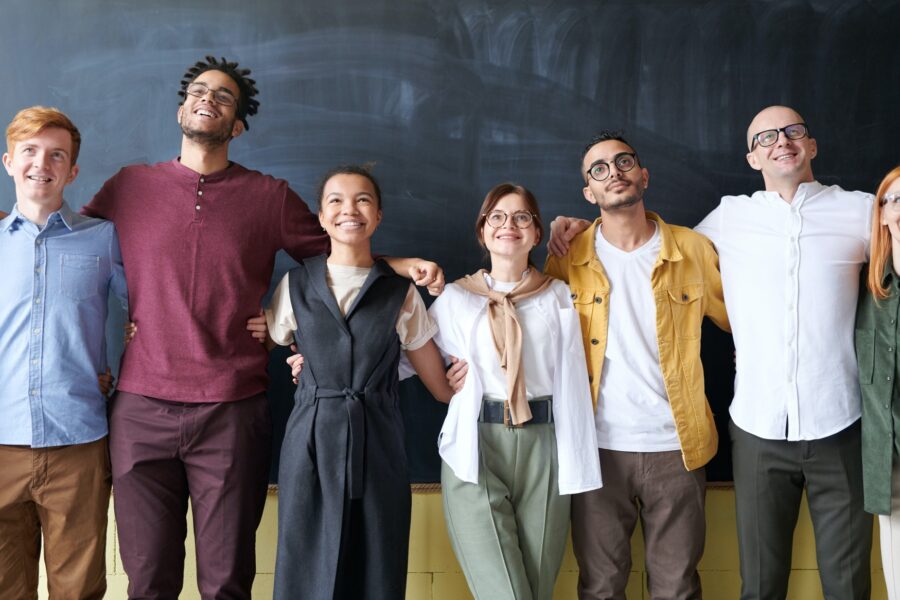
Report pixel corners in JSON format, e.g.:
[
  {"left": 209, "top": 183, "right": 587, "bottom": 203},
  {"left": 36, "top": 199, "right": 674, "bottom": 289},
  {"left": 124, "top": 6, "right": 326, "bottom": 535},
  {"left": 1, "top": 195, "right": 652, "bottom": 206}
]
[{"left": 316, "top": 387, "right": 366, "bottom": 499}]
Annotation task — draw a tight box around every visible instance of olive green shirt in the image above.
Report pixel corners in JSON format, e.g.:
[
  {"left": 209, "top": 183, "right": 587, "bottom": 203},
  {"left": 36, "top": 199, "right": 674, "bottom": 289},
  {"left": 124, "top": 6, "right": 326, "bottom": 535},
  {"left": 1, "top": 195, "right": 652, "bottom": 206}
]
[{"left": 856, "top": 259, "right": 900, "bottom": 515}]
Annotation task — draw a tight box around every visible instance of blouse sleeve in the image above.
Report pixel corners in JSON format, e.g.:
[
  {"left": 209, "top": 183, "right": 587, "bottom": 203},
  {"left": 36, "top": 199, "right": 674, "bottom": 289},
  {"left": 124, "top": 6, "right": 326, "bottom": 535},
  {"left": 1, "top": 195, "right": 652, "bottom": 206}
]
[
  {"left": 396, "top": 284, "right": 438, "bottom": 351},
  {"left": 265, "top": 273, "right": 298, "bottom": 346}
]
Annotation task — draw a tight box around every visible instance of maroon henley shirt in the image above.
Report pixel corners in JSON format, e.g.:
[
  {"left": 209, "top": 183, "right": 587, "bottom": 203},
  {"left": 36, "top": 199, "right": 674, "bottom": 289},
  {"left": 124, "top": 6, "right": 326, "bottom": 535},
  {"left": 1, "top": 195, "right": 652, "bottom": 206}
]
[{"left": 83, "top": 159, "right": 329, "bottom": 403}]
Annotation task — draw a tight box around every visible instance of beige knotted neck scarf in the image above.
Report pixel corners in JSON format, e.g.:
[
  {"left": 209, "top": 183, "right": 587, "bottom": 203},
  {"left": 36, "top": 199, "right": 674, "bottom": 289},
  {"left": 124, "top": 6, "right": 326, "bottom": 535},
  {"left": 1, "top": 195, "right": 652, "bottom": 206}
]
[{"left": 455, "top": 268, "right": 553, "bottom": 425}]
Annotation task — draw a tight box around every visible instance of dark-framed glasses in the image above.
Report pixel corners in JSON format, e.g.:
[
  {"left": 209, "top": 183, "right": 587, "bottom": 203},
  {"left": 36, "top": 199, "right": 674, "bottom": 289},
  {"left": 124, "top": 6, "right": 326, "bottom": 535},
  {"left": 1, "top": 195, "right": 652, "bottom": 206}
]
[
  {"left": 750, "top": 123, "right": 809, "bottom": 150},
  {"left": 484, "top": 210, "right": 536, "bottom": 229},
  {"left": 587, "top": 152, "right": 638, "bottom": 182},
  {"left": 185, "top": 82, "right": 237, "bottom": 107},
  {"left": 881, "top": 193, "right": 900, "bottom": 207}
]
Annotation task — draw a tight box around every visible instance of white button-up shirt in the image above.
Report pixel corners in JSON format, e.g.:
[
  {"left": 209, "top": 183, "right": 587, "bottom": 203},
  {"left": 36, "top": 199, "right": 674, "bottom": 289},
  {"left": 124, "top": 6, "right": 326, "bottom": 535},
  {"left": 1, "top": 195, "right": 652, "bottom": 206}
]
[{"left": 696, "top": 182, "right": 872, "bottom": 441}]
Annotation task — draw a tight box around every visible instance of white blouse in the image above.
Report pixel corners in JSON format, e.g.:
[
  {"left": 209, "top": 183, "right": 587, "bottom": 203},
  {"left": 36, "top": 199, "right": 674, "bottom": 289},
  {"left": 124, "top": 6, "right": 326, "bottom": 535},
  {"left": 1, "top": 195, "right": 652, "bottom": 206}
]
[{"left": 427, "top": 275, "right": 602, "bottom": 495}]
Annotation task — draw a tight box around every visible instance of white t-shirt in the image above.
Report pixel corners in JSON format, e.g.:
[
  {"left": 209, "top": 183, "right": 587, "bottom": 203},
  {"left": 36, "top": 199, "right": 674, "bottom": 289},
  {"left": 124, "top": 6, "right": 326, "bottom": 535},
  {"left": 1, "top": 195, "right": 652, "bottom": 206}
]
[{"left": 594, "top": 222, "right": 680, "bottom": 451}]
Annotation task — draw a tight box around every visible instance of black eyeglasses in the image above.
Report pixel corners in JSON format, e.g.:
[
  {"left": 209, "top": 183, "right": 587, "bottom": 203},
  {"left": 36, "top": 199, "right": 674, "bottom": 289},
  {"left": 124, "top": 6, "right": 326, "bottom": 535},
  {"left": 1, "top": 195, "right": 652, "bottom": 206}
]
[
  {"left": 483, "top": 210, "right": 536, "bottom": 229},
  {"left": 185, "top": 82, "right": 237, "bottom": 107},
  {"left": 750, "top": 123, "right": 809, "bottom": 150},
  {"left": 586, "top": 152, "right": 638, "bottom": 182}
]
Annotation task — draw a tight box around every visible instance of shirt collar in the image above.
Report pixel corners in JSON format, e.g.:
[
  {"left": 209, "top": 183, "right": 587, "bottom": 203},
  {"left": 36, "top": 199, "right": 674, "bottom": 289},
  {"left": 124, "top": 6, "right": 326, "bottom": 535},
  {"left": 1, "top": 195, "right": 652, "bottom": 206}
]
[
  {"left": 0, "top": 201, "right": 77, "bottom": 233},
  {"left": 569, "top": 210, "right": 682, "bottom": 265},
  {"left": 53, "top": 201, "right": 77, "bottom": 230},
  {"left": 171, "top": 157, "right": 235, "bottom": 183}
]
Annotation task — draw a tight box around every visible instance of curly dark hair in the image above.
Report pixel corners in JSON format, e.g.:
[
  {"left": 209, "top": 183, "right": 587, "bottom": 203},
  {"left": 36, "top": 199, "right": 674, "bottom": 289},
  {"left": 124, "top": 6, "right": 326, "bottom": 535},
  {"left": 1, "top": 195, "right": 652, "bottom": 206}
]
[{"left": 178, "top": 55, "right": 260, "bottom": 130}]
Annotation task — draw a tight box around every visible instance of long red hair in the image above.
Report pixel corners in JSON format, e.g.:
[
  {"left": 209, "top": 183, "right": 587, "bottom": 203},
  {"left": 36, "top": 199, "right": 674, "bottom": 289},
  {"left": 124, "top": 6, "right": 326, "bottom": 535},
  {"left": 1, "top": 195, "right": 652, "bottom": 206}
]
[{"left": 868, "top": 166, "right": 900, "bottom": 299}]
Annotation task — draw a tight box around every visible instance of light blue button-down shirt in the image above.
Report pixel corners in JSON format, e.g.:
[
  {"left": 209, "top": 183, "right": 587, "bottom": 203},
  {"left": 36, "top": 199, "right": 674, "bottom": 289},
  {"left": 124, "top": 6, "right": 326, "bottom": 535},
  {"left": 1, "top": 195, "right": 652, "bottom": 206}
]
[{"left": 0, "top": 202, "right": 127, "bottom": 447}]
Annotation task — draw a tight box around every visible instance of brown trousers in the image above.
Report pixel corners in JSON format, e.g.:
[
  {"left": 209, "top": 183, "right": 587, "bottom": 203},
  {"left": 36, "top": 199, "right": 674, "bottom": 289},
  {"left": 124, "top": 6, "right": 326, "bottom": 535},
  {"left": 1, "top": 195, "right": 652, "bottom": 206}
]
[
  {"left": 0, "top": 438, "right": 111, "bottom": 600},
  {"left": 571, "top": 449, "right": 706, "bottom": 600}
]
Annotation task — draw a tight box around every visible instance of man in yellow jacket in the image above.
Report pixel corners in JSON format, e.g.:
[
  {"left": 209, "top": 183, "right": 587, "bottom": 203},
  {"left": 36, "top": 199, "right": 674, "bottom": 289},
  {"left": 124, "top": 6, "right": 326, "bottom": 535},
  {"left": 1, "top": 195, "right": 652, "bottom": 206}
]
[{"left": 545, "top": 130, "right": 729, "bottom": 599}]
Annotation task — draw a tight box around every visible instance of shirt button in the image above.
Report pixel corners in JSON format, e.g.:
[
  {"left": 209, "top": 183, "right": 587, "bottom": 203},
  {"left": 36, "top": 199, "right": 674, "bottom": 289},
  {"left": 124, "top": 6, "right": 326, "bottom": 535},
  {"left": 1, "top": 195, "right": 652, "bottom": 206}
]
[
  {"left": 35, "top": 239, "right": 42, "bottom": 245},
  {"left": 682, "top": 293, "right": 689, "bottom": 301},
  {"left": 34, "top": 298, "right": 41, "bottom": 304},
  {"left": 890, "top": 347, "right": 895, "bottom": 353},
  {"left": 31, "top": 359, "right": 37, "bottom": 365},
  {"left": 892, "top": 319, "right": 897, "bottom": 325},
  {"left": 195, "top": 205, "right": 201, "bottom": 211},
  {"left": 595, "top": 297, "right": 602, "bottom": 304},
  {"left": 198, "top": 190, "right": 203, "bottom": 196},
  {"left": 588, "top": 375, "right": 593, "bottom": 383},
  {"left": 200, "top": 177, "right": 205, "bottom": 183},
  {"left": 590, "top": 338, "right": 599, "bottom": 345},
  {"left": 35, "top": 267, "right": 41, "bottom": 274},
  {"left": 570, "top": 293, "right": 576, "bottom": 300},
  {"left": 888, "top": 376, "right": 893, "bottom": 382},
  {"left": 30, "top": 389, "right": 37, "bottom": 396},
  {"left": 33, "top": 328, "right": 40, "bottom": 334}
]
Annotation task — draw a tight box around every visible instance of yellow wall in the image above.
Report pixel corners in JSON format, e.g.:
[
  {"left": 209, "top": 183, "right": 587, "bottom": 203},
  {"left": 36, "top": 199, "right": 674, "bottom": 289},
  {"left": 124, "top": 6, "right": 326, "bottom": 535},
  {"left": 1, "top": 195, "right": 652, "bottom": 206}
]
[{"left": 39, "top": 488, "right": 885, "bottom": 599}]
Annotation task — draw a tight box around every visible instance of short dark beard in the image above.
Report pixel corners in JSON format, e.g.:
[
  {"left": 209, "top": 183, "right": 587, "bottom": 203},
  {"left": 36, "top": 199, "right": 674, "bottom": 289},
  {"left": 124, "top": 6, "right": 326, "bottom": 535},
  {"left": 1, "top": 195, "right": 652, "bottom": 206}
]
[
  {"left": 602, "top": 191, "right": 642, "bottom": 211},
  {"left": 179, "top": 112, "right": 234, "bottom": 147}
]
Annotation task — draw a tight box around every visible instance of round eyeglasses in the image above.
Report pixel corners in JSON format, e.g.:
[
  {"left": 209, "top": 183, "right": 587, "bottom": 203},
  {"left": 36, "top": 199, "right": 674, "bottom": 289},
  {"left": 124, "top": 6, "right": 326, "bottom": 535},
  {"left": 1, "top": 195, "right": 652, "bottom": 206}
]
[
  {"left": 586, "top": 152, "right": 638, "bottom": 182},
  {"left": 483, "top": 210, "right": 536, "bottom": 229},
  {"left": 185, "top": 82, "right": 237, "bottom": 107},
  {"left": 750, "top": 123, "right": 809, "bottom": 150}
]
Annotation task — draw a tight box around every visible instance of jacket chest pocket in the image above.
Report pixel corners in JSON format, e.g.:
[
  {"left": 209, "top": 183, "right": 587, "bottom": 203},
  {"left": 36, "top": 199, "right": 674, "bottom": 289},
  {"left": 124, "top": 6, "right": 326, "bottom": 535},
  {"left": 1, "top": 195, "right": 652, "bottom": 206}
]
[
  {"left": 855, "top": 329, "right": 875, "bottom": 385},
  {"left": 60, "top": 253, "right": 101, "bottom": 301},
  {"left": 666, "top": 283, "right": 704, "bottom": 340},
  {"left": 570, "top": 288, "right": 604, "bottom": 337}
]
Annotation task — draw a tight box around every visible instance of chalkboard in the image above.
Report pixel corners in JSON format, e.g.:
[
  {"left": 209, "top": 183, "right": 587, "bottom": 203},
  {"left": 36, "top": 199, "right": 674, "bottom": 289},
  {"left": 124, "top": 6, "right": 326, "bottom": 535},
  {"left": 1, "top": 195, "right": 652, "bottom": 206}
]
[{"left": 3, "top": 0, "right": 898, "bottom": 484}]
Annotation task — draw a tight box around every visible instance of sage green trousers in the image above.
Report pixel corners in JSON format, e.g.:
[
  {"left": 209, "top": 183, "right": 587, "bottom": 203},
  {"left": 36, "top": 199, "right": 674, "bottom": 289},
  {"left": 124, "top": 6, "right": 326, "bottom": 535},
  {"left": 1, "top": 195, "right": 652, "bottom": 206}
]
[{"left": 442, "top": 421, "right": 570, "bottom": 600}]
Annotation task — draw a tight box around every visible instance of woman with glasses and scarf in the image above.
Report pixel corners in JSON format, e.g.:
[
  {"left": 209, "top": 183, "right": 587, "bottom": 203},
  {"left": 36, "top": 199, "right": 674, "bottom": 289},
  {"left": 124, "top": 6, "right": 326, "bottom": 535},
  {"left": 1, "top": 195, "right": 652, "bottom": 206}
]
[
  {"left": 429, "top": 182, "right": 602, "bottom": 600},
  {"left": 856, "top": 166, "right": 900, "bottom": 600}
]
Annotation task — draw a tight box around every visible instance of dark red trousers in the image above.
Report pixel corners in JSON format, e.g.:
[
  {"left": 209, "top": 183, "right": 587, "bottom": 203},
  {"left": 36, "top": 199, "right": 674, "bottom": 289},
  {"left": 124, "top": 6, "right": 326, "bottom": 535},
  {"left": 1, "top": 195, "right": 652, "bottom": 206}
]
[{"left": 110, "top": 391, "right": 271, "bottom": 600}]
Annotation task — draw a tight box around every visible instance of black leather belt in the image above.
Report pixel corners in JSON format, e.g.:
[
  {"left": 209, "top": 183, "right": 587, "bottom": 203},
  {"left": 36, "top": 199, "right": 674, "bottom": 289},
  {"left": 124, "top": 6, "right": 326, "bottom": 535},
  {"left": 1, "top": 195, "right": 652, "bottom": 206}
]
[{"left": 479, "top": 397, "right": 553, "bottom": 426}]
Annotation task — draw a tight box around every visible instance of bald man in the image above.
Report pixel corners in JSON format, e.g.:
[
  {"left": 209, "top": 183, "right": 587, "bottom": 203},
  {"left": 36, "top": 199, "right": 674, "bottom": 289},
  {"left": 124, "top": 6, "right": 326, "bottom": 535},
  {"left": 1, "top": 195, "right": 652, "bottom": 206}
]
[{"left": 694, "top": 106, "right": 873, "bottom": 599}]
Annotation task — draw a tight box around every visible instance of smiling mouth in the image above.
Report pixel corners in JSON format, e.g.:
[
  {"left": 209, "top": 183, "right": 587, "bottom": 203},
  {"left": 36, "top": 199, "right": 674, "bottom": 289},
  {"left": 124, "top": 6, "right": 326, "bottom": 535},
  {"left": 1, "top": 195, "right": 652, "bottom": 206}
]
[
  {"left": 336, "top": 221, "right": 366, "bottom": 229},
  {"left": 194, "top": 108, "right": 218, "bottom": 119},
  {"left": 27, "top": 175, "right": 52, "bottom": 183},
  {"left": 774, "top": 153, "right": 796, "bottom": 162}
]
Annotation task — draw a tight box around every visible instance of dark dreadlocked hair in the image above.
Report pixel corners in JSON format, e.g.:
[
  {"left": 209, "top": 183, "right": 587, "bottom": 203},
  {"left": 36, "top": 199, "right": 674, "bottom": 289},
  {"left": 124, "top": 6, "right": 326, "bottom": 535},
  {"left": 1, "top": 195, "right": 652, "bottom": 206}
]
[{"left": 178, "top": 56, "right": 260, "bottom": 130}]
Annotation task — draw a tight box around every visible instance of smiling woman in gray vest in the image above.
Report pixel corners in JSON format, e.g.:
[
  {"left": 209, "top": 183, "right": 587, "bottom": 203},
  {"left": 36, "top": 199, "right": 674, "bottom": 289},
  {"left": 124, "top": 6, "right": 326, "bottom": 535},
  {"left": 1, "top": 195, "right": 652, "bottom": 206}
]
[{"left": 264, "top": 165, "right": 455, "bottom": 600}]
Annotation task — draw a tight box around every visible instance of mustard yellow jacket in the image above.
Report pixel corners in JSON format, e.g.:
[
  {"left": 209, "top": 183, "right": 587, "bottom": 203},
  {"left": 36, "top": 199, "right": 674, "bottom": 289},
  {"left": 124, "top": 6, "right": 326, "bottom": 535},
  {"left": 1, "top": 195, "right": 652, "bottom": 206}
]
[{"left": 544, "top": 212, "right": 729, "bottom": 470}]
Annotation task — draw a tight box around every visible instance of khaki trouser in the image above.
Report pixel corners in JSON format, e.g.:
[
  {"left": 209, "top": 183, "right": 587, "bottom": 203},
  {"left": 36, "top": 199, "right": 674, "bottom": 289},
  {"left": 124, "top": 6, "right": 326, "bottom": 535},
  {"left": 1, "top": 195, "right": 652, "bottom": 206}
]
[
  {"left": 0, "top": 438, "right": 111, "bottom": 600},
  {"left": 442, "top": 421, "right": 570, "bottom": 600}
]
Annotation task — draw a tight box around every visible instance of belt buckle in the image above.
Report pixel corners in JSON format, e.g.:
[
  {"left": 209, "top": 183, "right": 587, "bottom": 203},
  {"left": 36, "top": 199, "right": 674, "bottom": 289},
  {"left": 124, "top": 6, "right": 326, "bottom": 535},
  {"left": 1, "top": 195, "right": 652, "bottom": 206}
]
[{"left": 503, "top": 401, "right": 523, "bottom": 429}]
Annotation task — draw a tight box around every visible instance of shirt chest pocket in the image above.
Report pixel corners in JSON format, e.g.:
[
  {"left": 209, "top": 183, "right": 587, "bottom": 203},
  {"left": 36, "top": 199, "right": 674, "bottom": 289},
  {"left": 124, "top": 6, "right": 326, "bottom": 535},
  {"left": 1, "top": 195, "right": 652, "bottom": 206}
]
[
  {"left": 666, "top": 283, "right": 704, "bottom": 340},
  {"left": 60, "top": 253, "right": 100, "bottom": 300}
]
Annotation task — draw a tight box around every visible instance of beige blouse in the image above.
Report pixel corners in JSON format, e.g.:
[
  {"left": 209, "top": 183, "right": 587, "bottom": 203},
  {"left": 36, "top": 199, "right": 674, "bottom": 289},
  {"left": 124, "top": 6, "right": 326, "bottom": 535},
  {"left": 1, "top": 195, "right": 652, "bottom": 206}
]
[{"left": 265, "top": 263, "right": 437, "bottom": 350}]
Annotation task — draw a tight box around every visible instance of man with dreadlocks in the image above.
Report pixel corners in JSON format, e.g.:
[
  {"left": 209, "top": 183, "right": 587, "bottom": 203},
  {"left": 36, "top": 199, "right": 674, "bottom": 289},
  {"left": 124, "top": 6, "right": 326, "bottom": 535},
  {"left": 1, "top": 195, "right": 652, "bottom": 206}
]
[{"left": 82, "top": 56, "right": 443, "bottom": 599}]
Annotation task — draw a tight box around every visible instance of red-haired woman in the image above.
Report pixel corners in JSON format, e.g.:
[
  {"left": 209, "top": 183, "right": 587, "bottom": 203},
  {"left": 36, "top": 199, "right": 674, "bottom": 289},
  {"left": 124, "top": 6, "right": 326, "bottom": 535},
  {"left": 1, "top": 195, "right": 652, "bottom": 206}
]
[{"left": 856, "top": 165, "right": 900, "bottom": 599}]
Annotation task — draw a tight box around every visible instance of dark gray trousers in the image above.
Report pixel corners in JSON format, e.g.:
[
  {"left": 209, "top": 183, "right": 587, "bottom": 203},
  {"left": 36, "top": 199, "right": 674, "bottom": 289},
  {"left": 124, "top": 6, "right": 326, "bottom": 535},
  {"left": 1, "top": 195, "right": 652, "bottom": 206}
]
[{"left": 730, "top": 419, "right": 872, "bottom": 600}]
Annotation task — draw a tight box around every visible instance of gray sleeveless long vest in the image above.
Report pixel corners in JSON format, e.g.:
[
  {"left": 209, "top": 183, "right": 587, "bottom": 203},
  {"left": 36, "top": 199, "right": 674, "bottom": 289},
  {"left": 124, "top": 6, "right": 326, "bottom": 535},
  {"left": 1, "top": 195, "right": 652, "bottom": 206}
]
[{"left": 274, "top": 255, "right": 411, "bottom": 600}]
